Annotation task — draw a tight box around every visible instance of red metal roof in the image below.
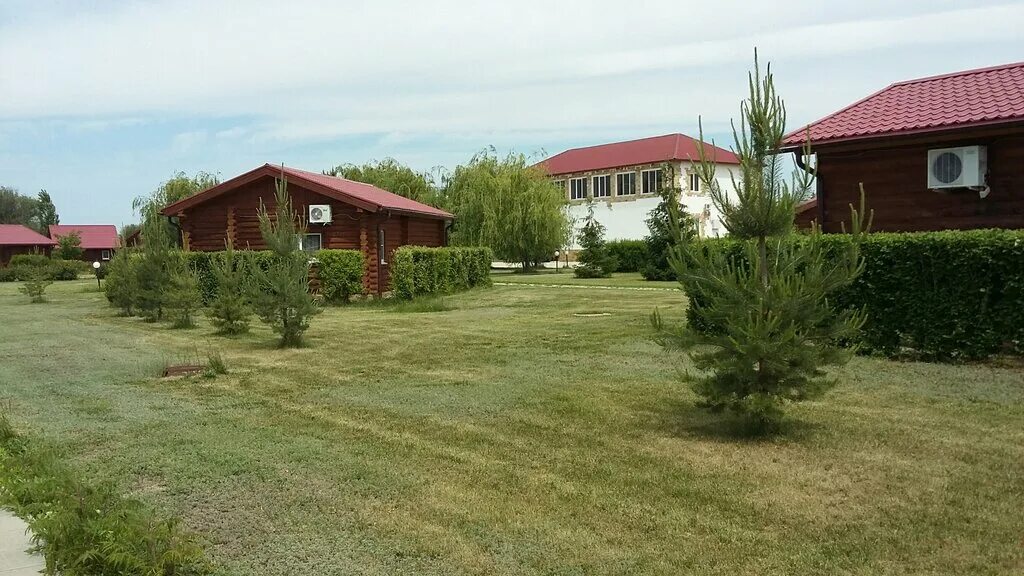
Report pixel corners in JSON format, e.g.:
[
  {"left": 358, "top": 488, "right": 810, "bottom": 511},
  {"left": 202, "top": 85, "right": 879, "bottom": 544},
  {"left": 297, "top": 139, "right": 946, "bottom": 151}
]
[
  {"left": 539, "top": 133, "right": 740, "bottom": 176},
  {"left": 49, "top": 225, "right": 119, "bottom": 249},
  {"left": 0, "top": 224, "right": 56, "bottom": 246},
  {"left": 783, "top": 61, "right": 1024, "bottom": 148},
  {"left": 162, "top": 163, "right": 453, "bottom": 220}
]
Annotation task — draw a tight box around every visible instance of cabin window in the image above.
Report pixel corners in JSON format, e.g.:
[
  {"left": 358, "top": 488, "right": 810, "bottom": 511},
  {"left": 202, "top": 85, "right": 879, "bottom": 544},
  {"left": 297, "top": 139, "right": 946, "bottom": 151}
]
[
  {"left": 689, "top": 173, "right": 700, "bottom": 192},
  {"left": 552, "top": 180, "right": 564, "bottom": 192},
  {"left": 101, "top": 249, "right": 112, "bottom": 261},
  {"left": 569, "top": 177, "right": 587, "bottom": 200},
  {"left": 378, "top": 229, "right": 386, "bottom": 265},
  {"left": 641, "top": 169, "right": 662, "bottom": 194},
  {"left": 616, "top": 172, "right": 636, "bottom": 196},
  {"left": 299, "top": 233, "right": 322, "bottom": 252},
  {"left": 592, "top": 175, "right": 611, "bottom": 199}
]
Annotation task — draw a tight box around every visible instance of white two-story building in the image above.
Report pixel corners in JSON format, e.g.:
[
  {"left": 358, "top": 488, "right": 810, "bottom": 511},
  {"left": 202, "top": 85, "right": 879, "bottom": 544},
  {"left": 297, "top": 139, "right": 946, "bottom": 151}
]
[{"left": 540, "top": 133, "right": 740, "bottom": 245}]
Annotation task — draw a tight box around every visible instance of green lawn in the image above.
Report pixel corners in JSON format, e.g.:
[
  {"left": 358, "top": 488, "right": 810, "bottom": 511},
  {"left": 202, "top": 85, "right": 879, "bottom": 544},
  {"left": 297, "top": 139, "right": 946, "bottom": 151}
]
[
  {"left": 1, "top": 279, "right": 1022, "bottom": 575},
  {"left": 491, "top": 269, "right": 678, "bottom": 289}
]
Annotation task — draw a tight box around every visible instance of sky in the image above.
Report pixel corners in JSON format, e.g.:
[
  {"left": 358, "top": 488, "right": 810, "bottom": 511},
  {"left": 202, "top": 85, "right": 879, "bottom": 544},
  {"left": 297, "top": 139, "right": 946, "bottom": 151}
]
[{"left": 1, "top": 0, "right": 1022, "bottom": 227}]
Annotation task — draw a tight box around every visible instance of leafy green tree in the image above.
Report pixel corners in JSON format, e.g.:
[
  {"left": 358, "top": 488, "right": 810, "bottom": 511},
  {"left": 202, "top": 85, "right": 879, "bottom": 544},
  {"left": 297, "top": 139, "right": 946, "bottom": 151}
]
[
  {"left": 165, "top": 259, "right": 202, "bottom": 329},
  {"left": 642, "top": 183, "right": 698, "bottom": 281},
  {"left": 251, "top": 174, "right": 320, "bottom": 347},
  {"left": 208, "top": 248, "right": 253, "bottom": 334},
  {"left": 653, "top": 53, "right": 872, "bottom": 431},
  {"left": 135, "top": 217, "right": 175, "bottom": 322},
  {"left": 103, "top": 249, "right": 139, "bottom": 316},
  {"left": 0, "top": 186, "right": 38, "bottom": 227},
  {"left": 445, "top": 150, "right": 569, "bottom": 270},
  {"left": 326, "top": 158, "right": 439, "bottom": 206},
  {"left": 133, "top": 171, "right": 219, "bottom": 244},
  {"left": 54, "top": 230, "right": 84, "bottom": 260},
  {"left": 34, "top": 190, "right": 59, "bottom": 231},
  {"left": 574, "top": 203, "right": 617, "bottom": 278}
]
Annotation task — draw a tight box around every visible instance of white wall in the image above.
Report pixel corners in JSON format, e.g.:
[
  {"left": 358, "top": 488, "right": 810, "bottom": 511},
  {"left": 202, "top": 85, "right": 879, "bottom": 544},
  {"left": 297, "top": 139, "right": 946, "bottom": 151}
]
[{"left": 566, "top": 161, "right": 737, "bottom": 248}]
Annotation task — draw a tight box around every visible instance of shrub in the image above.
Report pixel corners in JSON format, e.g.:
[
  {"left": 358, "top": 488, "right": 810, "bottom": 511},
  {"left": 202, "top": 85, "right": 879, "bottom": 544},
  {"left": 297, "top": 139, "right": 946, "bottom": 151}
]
[
  {"left": 47, "top": 259, "right": 81, "bottom": 281},
  {"left": 164, "top": 259, "right": 202, "bottom": 329},
  {"left": 315, "top": 249, "right": 364, "bottom": 303},
  {"left": 0, "top": 414, "right": 208, "bottom": 575},
  {"left": 207, "top": 249, "right": 253, "bottom": 335},
  {"left": 9, "top": 253, "right": 50, "bottom": 268},
  {"left": 19, "top": 267, "right": 53, "bottom": 303},
  {"left": 686, "top": 229, "right": 1024, "bottom": 361},
  {"left": 0, "top": 267, "right": 16, "bottom": 282},
  {"left": 391, "top": 246, "right": 492, "bottom": 299},
  {"left": 54, "top": 230, "right": 84, "bottom": 260},
  {"left": 606, "top": 240, "right": 647, "bottom": 273}
]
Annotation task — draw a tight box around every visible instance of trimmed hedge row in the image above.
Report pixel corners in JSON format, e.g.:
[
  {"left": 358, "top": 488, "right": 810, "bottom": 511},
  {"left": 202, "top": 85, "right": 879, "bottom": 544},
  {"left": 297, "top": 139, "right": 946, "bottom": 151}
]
[
  {"left": 684, "top": 229, "right": 1024, "bottom": 361},
  {"left": 605, "top": 240, "right": 647, "bottom": 273},
  {"left": 181, "top": 249, "right": 364, "bottom": 304},
  {"left": 0, "top": 257, "right": 89, "bottom": 282},
  {"left": 391, "top": 246, "right": 492, "bottom": 299}
]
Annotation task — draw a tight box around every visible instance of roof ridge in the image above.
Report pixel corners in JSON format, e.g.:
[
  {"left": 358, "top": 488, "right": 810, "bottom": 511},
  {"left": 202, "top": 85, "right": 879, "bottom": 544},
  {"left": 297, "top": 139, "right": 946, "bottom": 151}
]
[
  {"left": 891, "top": 60, "right": 1024, "bottom": 87},
  {"left": 560, "top": 133, "right": 682, "bottom": 154}
]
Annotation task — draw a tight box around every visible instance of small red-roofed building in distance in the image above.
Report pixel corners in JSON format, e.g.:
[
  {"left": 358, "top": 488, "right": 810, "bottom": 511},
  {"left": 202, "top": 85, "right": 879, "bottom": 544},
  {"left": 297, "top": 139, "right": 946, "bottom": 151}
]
[
  {"left": 49, "top": 224, "right": 120, "bottom": 263},
  {"left": 160, "top": 163, "right": 454, "bottom": 295},
  {"left": 781, "top": 61, "right": 1024, "bottom": 232},
  {"left": 0, "top": 224, "right": 56, "bottom": 265},
  {"left": 538, "top": 133, "right": 741, "bottom": 242}
]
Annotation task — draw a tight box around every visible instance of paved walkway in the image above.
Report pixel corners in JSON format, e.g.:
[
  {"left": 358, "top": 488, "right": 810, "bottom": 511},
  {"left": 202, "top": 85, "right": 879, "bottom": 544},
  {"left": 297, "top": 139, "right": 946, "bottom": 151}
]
[
  {"left": 494, "top": 281, "right": 677, "bottom": 292},
  {"left": 0, "top": 510, "right": 43, "bottom": 575}
]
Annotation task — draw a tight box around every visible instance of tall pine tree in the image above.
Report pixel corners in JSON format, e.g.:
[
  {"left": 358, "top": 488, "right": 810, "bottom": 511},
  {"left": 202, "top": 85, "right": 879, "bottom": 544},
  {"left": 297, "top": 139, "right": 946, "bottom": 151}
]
[
  {"left": 251, "top": 171, "right": 320, "bottom": 347},
  {"left": 653, "top": 52, "right": 871, "bottom": 431}
]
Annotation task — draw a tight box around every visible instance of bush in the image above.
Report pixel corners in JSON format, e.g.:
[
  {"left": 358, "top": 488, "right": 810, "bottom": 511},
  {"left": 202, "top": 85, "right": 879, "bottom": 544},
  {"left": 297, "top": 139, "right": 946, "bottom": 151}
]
[
  {"left": 104, "top": 250, "right": 139, "bottom": 315},
  {"left": 164, "top": 259, "right": 202, "bottom": 329},
  {"left": 0, "top": 415, "right": 208, "bottom": 575},
  {"left": 315, "top": 249, "right": 364, "bottom": 303},
  {"left": 19, "top": 267, "right": 52, "bottom": 303},
  {"left": 48, "top": 259, "right": 82, "bottom": 280},
  {"left": 0, "top": 267, "right": 16, "bottom": 282},
  {"left": 8, "top": 253, "right": 50, "bottom": 268},
  {"left": 606, "top": 240, "right": 648, "bottom": 273},
  {"left": 686, "top": 229, "right": 1024, "bottom": 361},
  {"left": 207, "top": 249, "right": 253, "bottom": 335},
  {"left": 184, "top": 250, "right": 274, "bottom": 304},
  {"left": 391, "top": 246, "right": 492, "bottom": 299}
]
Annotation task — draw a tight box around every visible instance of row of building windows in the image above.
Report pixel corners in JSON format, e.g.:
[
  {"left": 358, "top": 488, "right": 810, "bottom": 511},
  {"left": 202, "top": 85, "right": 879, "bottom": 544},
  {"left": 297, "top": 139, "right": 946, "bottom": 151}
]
[{"left": 556, "top": 169, "right": 701, "bottom": 201}]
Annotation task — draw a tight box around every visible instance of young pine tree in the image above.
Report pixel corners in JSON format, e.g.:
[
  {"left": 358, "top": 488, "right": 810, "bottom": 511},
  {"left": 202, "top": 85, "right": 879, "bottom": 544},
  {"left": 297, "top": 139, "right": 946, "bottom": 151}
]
[
  {"left": 208, "top": 247, "right": 252, "bottom": 335},
  {"left": 104, "top": 249, "right": 139, "bottom": 316},
  {"left": 251, "top": 172, "right": 320, "bottom": 347},
  {"left": 135, "top": 216, "right": 174, "bottom": 321},
  {"left": 19, "top": 266, "right": 53, "bottom": 303},
  {"left": 641, "top": 180, "right": 698, "bottom": 281},
  {"left": 574, "top": 203, "right": 617, "bottom": 278},
  {"left": 653, "top": 53, "right": 872, "bottom": 431},
  {"left": 164, "top": 258, "right": 202, "bottom": 328}
]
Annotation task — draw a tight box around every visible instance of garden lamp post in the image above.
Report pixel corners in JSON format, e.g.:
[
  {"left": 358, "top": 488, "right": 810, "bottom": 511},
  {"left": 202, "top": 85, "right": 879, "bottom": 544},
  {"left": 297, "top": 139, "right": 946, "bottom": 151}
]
[
  {"left": 92, "top": 261, "right": 101, "bottom": 290},
  {"left": 554, "top": 250, "right": 560, "bottom": 272}
]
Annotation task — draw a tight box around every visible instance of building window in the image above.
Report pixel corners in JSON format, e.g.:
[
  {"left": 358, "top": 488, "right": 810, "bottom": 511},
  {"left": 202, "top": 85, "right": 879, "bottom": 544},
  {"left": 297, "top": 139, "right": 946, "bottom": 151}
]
[
  {"left": 641, "top": 169, "right": 663, "bottom": 194},
  {"left": 569, "top": 177, "right": 587, "bottom": 200},
  {"left": 592, "top": 175, "right": 610, "bottom": 199},
  {"left": 100, "top": 249, "right": 112, "bottom": 261},
  {"left": 299, "top": 233, "right": 322, "bottom": 252},
  {"left": 378, "top": 228, "right": 386, "bottom": 265},
  {"left": 689, "top": 173, "right": 700, "bottom": 192},
  {"left": 553, "top": 180, "right": 564, "bottom": 192},
  {"left": 616, "top": 172, "right": 636, "bottom": 196}
]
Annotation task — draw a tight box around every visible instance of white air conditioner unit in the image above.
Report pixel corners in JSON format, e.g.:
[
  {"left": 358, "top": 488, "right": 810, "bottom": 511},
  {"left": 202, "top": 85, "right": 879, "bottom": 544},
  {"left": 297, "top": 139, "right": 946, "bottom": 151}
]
[
  {"left": 927, "top": 146, "right": 986, "bottom": 189},
  {"left": 308, "top": 204, "right": 332, "bottom": 224}
]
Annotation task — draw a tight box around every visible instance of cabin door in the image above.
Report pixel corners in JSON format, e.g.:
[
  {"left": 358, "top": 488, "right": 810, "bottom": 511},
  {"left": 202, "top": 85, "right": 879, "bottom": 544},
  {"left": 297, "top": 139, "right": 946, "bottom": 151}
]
[{"left": 377, "top": 227, "right": 388, "bottom": 293}]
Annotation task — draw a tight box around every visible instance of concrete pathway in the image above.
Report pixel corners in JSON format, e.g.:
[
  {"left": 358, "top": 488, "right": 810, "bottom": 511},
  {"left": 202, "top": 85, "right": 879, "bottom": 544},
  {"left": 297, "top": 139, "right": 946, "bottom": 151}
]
[{"left": 0, "top": 510, "right": 43, "bottom": 575}]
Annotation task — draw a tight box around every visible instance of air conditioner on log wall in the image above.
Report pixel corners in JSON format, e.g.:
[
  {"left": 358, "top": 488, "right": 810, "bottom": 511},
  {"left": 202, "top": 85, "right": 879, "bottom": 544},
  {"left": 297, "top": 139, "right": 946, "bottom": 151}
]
[{"left": 927, "top": 146, "right": 986, "bottom": 189}]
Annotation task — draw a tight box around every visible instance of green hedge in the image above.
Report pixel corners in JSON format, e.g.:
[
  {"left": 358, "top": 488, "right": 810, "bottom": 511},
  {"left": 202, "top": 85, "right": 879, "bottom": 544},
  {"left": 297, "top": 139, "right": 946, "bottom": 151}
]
[
  {"left": 8, "top": 253, "right": 51, "bottom": 267},
  {"left": 181, "top": 249, "right": 364, "bottom": 304},
  {"left": 684, "top": 229, "right": 1024, "bottom": 361},
  {"left": 605, "top": 240, "right": 648, "bottom": 273},
  {"left": 391, "top": 246, "right": 492, "bottom": 299},
  {"left": 315, "top": 250, "right": 365, "bottom": 303},
  {"left": 0, "top": 259, "right": 85, "bottom": 282}
]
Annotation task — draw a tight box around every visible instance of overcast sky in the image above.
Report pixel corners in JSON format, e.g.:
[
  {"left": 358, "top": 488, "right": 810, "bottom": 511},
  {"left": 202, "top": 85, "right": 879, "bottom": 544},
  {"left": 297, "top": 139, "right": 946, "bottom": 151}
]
[{"left": 1, "top": 0, "right": 1022, "bottom": 226}]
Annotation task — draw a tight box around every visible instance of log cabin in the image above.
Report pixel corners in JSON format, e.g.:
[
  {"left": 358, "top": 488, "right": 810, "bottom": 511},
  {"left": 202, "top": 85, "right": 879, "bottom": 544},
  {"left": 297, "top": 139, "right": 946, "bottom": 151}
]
[
  {"left": 781, "top": 61, "right": 1024, "bottom": 232},
  {"left": 159, "top": 164, "right": 454, "bottom": 294},
  {"left": 0, "top": 224, "right": 55, "bottom": 265}
]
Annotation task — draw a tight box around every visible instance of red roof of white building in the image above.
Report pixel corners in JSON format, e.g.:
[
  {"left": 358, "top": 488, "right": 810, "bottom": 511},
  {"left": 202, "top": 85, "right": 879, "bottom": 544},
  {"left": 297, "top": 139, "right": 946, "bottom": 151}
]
[
  {"left": 162, "top": 164, "right": 453, "bottom": 220},
  {"left": 782, "top": 61, "right": 1024, "bottom": 148},
  {"left": 539, "top": 133, "right": 740, "bottom": 176},
  {"left": 0, "top": 224, "right": 56, "bottom": 246},
  {"left": 49, "top": 225, "right": 119, "bottom": 249}
]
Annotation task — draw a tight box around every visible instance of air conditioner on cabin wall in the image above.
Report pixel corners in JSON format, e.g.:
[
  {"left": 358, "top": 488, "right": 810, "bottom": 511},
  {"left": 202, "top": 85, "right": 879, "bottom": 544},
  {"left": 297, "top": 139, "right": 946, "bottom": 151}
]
[
  {"left": 308, "top": 204, "right": 332, "bottom": 224},
  {"left": 927, "top": 146, "right": 986, "bottom": 189}
]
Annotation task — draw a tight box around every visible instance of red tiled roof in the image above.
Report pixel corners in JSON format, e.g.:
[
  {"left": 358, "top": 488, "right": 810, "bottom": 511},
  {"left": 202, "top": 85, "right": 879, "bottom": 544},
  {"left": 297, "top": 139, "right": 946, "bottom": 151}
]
[
  {"left": 539, "top": 133, "right": 740, "bottom": 176},
  {"left": 162, "top": 163, "right": 453, "bottom": 220},
  {"left": 49, "top": 225, "right": 119, "bottom": 249},
  {"left": 782, "top": 61, "right": 1024, "bottom": 148},
  {"left": 0, "top": 224, "right": 56, "bottom": 246}
]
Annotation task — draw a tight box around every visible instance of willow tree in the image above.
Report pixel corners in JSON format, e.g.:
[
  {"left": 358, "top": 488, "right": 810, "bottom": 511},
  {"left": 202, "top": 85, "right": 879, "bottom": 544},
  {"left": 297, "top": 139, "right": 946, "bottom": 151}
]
[
  {"left": 326, "top": 158, "right": 439, "bottom": 206},
  {"left": 445, "top": 150, "right": 569, "bottom": 270},
  {"left": 653, "top": 53, "right": 872, "bottom": 431}
]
